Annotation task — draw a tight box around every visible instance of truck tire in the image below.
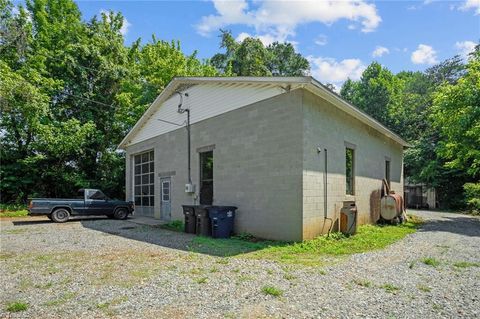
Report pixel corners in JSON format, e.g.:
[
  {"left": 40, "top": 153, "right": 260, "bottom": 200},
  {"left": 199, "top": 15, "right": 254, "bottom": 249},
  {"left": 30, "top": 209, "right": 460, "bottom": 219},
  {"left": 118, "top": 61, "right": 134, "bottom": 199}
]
[
  {"left": 113, "top": 208, "right": 128, "bottom": 220},
  {"left": 51, "top": 208, "right": 70, "bottom": 223}
]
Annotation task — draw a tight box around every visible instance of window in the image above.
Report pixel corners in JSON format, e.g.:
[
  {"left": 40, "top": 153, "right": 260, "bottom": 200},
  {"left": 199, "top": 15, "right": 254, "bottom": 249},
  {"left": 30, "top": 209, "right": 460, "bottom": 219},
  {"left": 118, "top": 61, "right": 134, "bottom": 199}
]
[
  {"left": 385, "top": 159, "right": 391, "bottom": 187},
  {"left": 199, "top": 151, "right": 213, "bottom": 205},
  {"left": 87, "top": 190, "right": 108, "bottom": 200},
  {"left": 346, "top": 148, "right": 355, "bottom": 195},
  {"left": 134, "top": 150, "right": 154, "bottom": 206}
]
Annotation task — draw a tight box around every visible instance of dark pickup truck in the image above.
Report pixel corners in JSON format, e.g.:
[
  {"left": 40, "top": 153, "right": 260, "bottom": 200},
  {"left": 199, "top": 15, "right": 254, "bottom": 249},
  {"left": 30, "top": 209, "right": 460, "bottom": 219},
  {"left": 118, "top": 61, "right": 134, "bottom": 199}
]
[{"left": 28, "top": 189, "right": 134, "bottom": 222}]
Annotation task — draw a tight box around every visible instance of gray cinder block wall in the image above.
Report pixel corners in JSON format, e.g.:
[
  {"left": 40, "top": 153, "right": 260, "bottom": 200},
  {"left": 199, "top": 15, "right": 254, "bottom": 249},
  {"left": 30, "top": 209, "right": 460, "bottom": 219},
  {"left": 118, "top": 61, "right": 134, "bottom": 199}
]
[{"left": 125, "top": 88, "right": 404, "bottom": 241}]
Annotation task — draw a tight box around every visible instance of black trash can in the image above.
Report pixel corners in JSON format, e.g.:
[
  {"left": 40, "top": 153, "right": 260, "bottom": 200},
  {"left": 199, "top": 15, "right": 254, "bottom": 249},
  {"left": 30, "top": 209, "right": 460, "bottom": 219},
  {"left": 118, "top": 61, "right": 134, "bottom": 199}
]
[
  {"left": 195, "top": 205, "right": 212, "bottom": 237},
  {"left": 208, "top": 206, "right": 237, "bottom": 239},
  {"left": 182, "top": 205, "right": 196, "bottom": 234}
]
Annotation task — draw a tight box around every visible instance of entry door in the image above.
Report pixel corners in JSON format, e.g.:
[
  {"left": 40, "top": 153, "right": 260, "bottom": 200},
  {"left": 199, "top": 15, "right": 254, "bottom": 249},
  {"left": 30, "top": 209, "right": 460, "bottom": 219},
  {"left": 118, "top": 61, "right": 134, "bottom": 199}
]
[{"left": 160, "top": 177, "right": 171, "bottom": 220}]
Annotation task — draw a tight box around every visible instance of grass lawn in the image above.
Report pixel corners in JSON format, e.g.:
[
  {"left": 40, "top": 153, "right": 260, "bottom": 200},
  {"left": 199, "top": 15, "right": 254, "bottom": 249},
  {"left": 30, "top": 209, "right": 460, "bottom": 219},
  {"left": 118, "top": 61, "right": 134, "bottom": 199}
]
[
  {"left": 191, "top": 215, "right": 423, "bottom": 266},
  {"left": 0, "top": 204, "right": 28, "bottom": 218}
]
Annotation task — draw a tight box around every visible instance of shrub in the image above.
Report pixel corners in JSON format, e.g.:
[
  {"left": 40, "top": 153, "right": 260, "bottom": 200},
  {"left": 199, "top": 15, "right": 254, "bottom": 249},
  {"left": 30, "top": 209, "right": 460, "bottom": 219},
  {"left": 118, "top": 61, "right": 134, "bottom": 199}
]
[{"left": 464, "top": 183, "right": 480, "bottom": 214}]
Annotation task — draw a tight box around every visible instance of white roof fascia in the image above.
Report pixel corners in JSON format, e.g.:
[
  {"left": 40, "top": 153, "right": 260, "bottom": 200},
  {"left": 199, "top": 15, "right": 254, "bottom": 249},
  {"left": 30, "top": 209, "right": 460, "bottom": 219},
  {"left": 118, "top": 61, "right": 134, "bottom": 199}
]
[{"left": 118, "top": 76, "right": 409, "bottom": 149}]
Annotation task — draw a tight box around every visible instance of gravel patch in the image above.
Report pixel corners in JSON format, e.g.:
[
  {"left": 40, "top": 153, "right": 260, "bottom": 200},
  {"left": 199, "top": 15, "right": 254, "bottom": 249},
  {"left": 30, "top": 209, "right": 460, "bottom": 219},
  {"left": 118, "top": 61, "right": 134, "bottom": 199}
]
[{"left": 1, "top": 210, "right": 479, "bottom": 318}]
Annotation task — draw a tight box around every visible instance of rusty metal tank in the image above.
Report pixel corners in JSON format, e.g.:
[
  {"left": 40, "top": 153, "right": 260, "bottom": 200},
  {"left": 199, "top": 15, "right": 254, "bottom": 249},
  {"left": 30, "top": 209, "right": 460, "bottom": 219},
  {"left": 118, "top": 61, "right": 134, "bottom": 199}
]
[{"left": 380, "top": 179, "right": 405, "bottom": 222}]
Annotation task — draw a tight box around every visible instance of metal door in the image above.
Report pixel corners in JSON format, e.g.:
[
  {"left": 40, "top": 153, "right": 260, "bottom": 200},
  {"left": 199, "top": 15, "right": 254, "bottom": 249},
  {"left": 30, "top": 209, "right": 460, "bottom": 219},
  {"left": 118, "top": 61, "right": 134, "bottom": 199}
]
[{"left": 160, "top": 177, "right": 171, "bottom": 221}]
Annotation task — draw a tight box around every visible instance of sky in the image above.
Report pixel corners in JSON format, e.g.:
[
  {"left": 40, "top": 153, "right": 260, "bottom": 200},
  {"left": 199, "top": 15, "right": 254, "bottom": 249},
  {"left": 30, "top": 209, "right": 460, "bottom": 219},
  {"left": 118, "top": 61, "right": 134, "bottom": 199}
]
[{"left": 62, "top": 1, "right": 480, "bottom": 87}]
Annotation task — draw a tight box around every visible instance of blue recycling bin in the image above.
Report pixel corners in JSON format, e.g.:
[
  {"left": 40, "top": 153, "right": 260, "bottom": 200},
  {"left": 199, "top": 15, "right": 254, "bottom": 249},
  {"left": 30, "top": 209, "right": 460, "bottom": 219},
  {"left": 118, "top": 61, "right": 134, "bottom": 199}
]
[{"left": 207, "top": 206, "right": 237, "bottom": 238}]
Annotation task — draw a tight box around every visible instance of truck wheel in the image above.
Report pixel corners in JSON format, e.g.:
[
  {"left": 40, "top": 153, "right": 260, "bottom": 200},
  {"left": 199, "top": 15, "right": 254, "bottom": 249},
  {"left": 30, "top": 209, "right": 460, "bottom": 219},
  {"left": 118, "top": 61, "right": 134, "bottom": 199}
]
[
  {"left": 51, "top": 208, "right": 70, "bottom": 223},
  {"left": 113, "top": 208, "right": 128, "bottom": 220}
]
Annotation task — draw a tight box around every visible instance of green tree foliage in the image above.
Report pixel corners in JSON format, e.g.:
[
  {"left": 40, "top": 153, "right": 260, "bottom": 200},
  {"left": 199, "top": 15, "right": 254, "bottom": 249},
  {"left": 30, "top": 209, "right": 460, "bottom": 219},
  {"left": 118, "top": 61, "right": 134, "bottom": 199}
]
[
  {"left": 211, "top": 30, "right": 309, "bottom": 76},
  {"left": 341, "top": 50, "right": 478, "bottom": 209},
  {"left": 430, "top": 50, "right": 480, "bottom": 177},
  {"left": 0, "top": 0, "right": 216, "bottom": 202}
]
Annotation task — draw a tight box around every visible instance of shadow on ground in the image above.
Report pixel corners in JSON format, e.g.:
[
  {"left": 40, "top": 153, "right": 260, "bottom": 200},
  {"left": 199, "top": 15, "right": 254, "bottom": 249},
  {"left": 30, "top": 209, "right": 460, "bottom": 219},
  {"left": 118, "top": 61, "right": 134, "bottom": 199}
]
[
  {"left": 6, "top": 210, "right": 478, "bottom": 258},
  {"left": 416, "top": 215, "right": 480, "bottom": 237},
  {"left": 78, "top": 218, "right": 285, "bottom": 257}
]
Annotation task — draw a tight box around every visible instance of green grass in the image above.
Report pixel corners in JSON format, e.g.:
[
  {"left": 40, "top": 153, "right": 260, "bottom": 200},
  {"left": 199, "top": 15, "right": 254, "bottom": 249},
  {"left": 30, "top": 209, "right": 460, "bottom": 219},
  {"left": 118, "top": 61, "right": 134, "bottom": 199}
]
[
  {"left": 422, "top": 257, "right": 441, "bottom": 267},
  {"left": 160, "top": 220, "right": 184, "bottom": 232},
  {"left": 196, "top": 277, "right": 208, "bottom": 284},
  {"left": 190, "top": 215, "right": 422, "bottom": 266},
  {"left": 3, "top": 228, "right": 28, "bottom": 234},
  {"left": 44, "top": 292, "right": 77, "bottom": 307},
  {"left": 453, "top": 261, "right": 480, "bottom": 268},
  {"left": 0, "top": 209, "right": 28, "bottom": 217},
  {"left": 283, "top": 273, "right": 296, "bottom": 280},
  {"left": 261, "top": 285, "right": 283, "bottom": 297},
  {"left": 417, "top": 285, "right": 432, "bottom": 292},
  {"left": 5, "top": 301, "right": 28, "bottom": 312},
  {"left": 353, "top": 278, "right": 372, "bottom": 288},
  {"left": 381, "top": 283, "right": 401, "bottom": 294}
]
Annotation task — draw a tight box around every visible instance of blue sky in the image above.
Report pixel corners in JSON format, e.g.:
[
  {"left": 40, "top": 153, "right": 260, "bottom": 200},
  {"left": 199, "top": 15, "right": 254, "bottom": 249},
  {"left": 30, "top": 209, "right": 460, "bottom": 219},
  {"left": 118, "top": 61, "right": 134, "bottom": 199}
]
[{"left": 60, "top": 1, "right": 480, "bottom": 86}]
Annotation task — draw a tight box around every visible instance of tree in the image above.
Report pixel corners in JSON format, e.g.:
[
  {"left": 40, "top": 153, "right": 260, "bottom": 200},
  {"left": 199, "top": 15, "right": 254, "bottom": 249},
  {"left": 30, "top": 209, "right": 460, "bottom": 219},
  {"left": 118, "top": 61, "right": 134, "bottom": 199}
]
[
  {"left": 340, "top": 62, "right": 398, "bottom": 128},
  {"left": 0, "top": 0, "right": 219, "bottom": 203},
  {"left": 210, "top": 30, "right": 309, "bottom": 76},
  {"left": 430, "top": 50, "right": 480, "bottom": 178},
  {"left": 266, "top": 42, "right": 309, "bottom": 76}
]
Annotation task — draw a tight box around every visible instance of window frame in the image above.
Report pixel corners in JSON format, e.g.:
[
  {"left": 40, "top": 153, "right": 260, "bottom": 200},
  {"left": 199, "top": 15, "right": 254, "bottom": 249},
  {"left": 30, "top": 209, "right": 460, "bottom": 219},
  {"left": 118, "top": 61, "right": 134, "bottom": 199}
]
[
  {"left": 133, "top": 150, "right": 155, "bottom": 207},
  {"left": 345, "top": 147, "right": 355, "bottom": 196},
  {"left": 199, "top": 150, "right": 214, "bottom": 205},
  {"left": 385, "top": 158, "right": 391, "bottom": 187}
]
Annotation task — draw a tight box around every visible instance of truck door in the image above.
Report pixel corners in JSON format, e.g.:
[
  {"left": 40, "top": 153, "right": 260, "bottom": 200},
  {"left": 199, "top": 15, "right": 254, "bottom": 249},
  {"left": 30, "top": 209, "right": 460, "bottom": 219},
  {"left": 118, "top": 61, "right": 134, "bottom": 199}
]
[{"left": 85, "top": 190, "right": 111, "bottom": 215}]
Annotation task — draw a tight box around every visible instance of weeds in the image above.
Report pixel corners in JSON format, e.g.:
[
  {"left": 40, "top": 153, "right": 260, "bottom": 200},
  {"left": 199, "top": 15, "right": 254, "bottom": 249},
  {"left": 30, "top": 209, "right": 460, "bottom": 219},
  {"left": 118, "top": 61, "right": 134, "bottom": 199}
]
[
  {"left": 44, "top": 292, "right": 77, "bottom": 307},
  {"left": 161, "top": 220, "right": 184, "bottom": 232},
  {"left": 453, "top": 261, "right": 480, "bottom": 268},
  {"left": 283, "top": 273, "right": 296, "bottom": 280},
  {"left": 417, "top": 285, "right": 431, "bottom": 292},
  {"left": 261, "top": 285, "right": 283, "bottom": 297},
  {"left": 381, "top": 283, "right": 400, "bottom": 294},
  {"left": 422, "top": 257, "right": 440, "bottom": 267},
  {"left": 353, "top": 278, "right": 372, "bottom": 288},
  {"left": 5, "top": 301, "right": 28, "bottom": 312}
]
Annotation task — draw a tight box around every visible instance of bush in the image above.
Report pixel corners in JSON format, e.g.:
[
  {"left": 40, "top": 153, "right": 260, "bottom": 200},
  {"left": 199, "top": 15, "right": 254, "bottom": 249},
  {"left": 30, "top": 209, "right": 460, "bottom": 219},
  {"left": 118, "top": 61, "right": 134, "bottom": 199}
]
[{"left": 464, "top": 183, "right": 480, "bottom": 214}]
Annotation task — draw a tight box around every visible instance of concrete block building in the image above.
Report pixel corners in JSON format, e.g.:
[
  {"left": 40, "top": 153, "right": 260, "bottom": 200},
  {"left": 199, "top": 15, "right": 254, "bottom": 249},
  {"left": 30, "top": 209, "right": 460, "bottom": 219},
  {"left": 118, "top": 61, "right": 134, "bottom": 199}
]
[{"left": 118, "top": 77, "right": 408, "bottom": 241}]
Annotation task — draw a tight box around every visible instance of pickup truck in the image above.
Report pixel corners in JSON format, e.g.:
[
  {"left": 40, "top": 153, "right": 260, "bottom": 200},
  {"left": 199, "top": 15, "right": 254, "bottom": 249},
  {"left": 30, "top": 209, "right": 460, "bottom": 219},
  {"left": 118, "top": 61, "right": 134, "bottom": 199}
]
[{"left": 28, "top": 189, "right": 134, "bottom": 223}]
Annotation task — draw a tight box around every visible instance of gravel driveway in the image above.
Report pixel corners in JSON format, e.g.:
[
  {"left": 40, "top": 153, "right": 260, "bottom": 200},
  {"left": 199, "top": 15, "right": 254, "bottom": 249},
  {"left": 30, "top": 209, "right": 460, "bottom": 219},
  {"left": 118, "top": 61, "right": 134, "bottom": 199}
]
[{"left": 1, "top": 210, "right": 479, "bottom": 318}]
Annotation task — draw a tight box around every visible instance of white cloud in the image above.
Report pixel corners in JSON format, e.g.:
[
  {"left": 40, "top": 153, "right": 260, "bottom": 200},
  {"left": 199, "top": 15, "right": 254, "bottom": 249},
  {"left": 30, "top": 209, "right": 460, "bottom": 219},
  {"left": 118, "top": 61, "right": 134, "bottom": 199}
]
[
  {"left": 315, "top": 34, "right": 328, "bottom": 46},
  {"left": 308, "top": 56, "right": 366, "bottom": 89},
  {"left": 100, "top": 9, "right": 131, "bottom": 35},
  {"left": 372, "top": 46, "right": 389, "bottom": 57},
  {"left": 197, "top": 0, "right": 381, "bottom": 42},
  {"left": 455, "top": 40, "right": 477, "bottom": 58},
  {"left": 459, "top": 0, "right": 480, "bottom": 14},
  {"left": 235, "top": 31, "right": 290, "bottom": 46},
  {"left": 411, "top": 44, "right": 438, "bottom": 65},
  {"left": 120, "top": 17, "right": 131, "bottom": 35}
]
